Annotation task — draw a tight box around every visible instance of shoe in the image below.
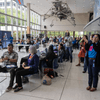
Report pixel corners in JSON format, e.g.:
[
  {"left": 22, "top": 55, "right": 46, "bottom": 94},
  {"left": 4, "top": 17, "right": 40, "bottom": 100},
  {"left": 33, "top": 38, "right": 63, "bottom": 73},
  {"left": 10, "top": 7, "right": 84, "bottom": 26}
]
[
  {"left": 70, "top": 60, "right": 72, "bottom": 63},
  {"left": 90, "top": 88, "right": 97, "bottom": 92},
  {"left": 6, "top": 87, "right": 12, "bottom": 92},
  {"left": 14, "top": 87, "right": 23, "bottom": 92},
  {"left": 86, "top": 86, "right": 91, "bottom": 90},
  {"left": 76, "top": 64, "right": 80, "bottom": 66},
  {"left": 83, "top": 71, "right": 86, "bottom": 73},
  {"left": 13, "top": 85, "right": 18, "bottom": 89}
]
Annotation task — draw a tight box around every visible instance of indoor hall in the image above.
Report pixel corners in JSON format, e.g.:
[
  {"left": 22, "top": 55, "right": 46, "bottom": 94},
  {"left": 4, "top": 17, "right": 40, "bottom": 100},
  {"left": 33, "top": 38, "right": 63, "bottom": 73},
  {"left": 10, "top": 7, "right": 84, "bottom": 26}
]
[{"left": 0, "top": 0, "right": 100, "bottom": 100}]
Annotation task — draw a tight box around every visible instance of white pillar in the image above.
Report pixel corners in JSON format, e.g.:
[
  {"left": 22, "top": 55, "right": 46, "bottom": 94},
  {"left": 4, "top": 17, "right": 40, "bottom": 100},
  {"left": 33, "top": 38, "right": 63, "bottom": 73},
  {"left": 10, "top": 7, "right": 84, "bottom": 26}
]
[
  {"left": 16, "top": 3, "right": 18, "bottom": 40},
  {"left": 5, "top": 0, "right": 7, "bottom": 31},
  {"left": 11, "top": 0, "right": 13, "bottom": 36}
]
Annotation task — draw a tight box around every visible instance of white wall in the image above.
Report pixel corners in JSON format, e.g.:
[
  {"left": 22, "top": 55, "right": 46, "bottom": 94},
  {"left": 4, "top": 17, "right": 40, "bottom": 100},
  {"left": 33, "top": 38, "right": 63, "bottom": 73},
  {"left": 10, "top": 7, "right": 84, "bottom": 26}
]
[{"left": 41, "top": 13, "right": 89, "bottom": 31}]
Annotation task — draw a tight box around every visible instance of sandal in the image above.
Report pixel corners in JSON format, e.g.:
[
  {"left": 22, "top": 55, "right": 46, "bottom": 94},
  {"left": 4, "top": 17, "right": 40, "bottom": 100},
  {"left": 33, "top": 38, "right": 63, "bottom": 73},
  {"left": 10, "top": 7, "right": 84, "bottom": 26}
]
[
  {"left": 86, "top": 86, "right": 91, "bottom": 90},
  {"left": 90, "top": 88, "right": 97, "bottom": 92}
]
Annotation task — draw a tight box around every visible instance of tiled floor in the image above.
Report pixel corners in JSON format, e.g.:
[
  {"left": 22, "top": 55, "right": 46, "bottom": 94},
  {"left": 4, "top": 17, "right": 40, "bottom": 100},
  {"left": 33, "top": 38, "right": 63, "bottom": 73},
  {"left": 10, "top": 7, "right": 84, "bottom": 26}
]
[{"left": 0, "top": 48, "right": 100, "bottom": 100}]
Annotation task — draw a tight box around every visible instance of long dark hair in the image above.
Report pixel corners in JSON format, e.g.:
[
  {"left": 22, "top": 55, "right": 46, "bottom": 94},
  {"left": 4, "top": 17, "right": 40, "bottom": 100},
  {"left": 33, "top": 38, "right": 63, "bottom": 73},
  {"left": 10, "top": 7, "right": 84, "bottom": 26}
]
[
  {"left": 60, "top": 43, "right": 65, "bottom": 52},
  {"left": 48, "top": 45, "right": 53, "bottom": 52}
]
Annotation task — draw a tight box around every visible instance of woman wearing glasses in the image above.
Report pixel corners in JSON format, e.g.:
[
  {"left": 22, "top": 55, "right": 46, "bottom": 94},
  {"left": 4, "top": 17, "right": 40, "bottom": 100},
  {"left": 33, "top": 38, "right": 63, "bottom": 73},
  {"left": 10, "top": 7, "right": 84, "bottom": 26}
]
[{"left": 84, "top": 34, "right": 100, "bottom": 92}]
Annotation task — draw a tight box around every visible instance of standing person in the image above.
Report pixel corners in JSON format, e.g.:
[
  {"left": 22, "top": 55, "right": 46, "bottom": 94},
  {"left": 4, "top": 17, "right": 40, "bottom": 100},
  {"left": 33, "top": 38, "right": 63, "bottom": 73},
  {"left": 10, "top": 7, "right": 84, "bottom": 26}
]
[
  {"left": 76, "top": 40, "right": 86, "bottom": 66},
  {"left": 84, "top": 34, "right": 100, "bottom": 92},
  {"left": 65, "top": 32, "right": 73, "bottom": 63},
  {"left": 10, "top": 35, "right": 13, "bottom": 44},
  {"left": 26, "top": 38, "right": 32, "bottom": 53},
  {"left": 18, "top": 39, "right": 24, "bottom": 52},
  {"left": 0, "top": 44, "right": 18, "bottom": 92},
  {"left": 58, "top": 35, "right": 62, "bottom": 43},
  {"left": 0, "top": 39, "right": 3, "bottom": 49},
  {"left": 83, "top": 34, "right": 93, "bottom": 73}
]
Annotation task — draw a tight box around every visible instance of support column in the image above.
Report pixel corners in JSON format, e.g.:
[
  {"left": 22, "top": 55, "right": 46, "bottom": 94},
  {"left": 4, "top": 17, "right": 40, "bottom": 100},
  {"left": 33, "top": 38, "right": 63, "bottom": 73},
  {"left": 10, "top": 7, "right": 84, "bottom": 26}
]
[
  {"left": 27, "top": 3, "right": 30, "bottom": 34},
  {"left": 73, "top": 31, "right": 75, "bottom": 37}
]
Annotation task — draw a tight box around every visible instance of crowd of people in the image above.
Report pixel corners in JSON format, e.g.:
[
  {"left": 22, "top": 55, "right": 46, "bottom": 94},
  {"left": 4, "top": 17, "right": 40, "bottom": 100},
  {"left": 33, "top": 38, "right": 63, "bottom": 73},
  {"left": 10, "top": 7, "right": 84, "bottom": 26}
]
[{"left": 0, "top": 32, "right": 100, "bottom": 93}]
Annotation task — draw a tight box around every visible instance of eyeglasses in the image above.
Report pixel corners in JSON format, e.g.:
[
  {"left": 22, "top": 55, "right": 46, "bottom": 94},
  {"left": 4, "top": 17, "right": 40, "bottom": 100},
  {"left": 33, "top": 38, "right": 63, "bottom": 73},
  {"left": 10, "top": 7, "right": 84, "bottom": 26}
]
[{"left": 93, "top": 36, "right": 98, "bottom": 39}]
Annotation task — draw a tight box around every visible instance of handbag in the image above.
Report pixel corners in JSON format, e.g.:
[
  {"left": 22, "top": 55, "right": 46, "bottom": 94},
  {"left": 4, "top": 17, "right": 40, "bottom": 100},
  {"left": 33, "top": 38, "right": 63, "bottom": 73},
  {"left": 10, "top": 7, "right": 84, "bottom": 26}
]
[{"left": 44, "top": 68, "right": 53, "bottom": 74}]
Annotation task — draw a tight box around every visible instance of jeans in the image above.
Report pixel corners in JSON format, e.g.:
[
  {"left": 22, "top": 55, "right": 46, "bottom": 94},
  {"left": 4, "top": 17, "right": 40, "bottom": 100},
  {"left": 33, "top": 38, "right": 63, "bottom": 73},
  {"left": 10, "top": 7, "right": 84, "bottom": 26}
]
[
  {"left": 88, "top": 59, "right": 100, "bottom": 88},
  {"left": 83, "top": 57, "right": 87, "bottom": 72},
  {"left": 67, "top": 47, "right": 72, "bottom": 62}
]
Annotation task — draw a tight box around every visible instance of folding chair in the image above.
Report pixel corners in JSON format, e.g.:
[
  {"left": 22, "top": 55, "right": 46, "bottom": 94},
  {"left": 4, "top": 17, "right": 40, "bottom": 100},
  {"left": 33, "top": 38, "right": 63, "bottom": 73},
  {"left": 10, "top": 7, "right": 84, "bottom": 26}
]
[{"left": 23, "top": 70, "right": 42, "bottom": 92}]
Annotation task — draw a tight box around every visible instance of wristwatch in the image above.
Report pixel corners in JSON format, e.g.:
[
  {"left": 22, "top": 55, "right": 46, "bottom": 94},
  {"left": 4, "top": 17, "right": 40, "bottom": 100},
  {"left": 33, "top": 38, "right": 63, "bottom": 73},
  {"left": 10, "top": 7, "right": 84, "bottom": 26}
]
[{"left": 8, "top": 59, "right": 10, "bottom": 61}]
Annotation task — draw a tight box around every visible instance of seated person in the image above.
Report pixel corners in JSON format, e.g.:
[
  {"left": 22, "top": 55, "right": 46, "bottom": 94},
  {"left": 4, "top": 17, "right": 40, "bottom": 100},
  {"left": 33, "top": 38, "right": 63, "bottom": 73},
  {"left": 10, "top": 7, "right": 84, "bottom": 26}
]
[
  {"left": 49, "top": 39, "right": 54, "bottom": 46},
  {"left": 0, "top": 44, "right": 18, "bottom": 92},
  {"left": 39, "top": 45, "right": 57, "bottom": 71},
  {"left": 34, "top": 39, "right": 39, "bottom": 49},
  {"left": 45, "top": 45, "right": 58, "bottom": 68},
  {"left": 0, "top": 39, "right": 3, "bottom": 48},
  {"left": 56, "top": 39, "right": 59, "bottom": 45},
  {"left": 13, "top": 46, "right": 39, "bottom": 92},
  {"left": 58, "top": 43, "right": 65, "bottom": 62},
  {"left": 26, "top": 38, "right": 32, "bottom": 53},
  {"left": 18, "top": 39, "right": 24, "bottom": 52}
]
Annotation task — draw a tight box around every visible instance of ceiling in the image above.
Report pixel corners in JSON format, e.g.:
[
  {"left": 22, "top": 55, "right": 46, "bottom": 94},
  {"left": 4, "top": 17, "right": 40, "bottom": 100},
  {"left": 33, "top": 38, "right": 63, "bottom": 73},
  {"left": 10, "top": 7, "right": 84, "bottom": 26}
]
[{"left": 24, "top": 0, "right": 95, "bottom": 15}]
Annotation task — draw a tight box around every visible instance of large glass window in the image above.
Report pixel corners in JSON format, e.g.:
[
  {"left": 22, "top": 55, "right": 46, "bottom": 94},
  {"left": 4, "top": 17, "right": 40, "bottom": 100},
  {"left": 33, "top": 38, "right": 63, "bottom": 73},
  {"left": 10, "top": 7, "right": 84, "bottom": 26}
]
[
  {"left": 0, "top": 0, "right": 41, "bottom": 41},
  {"left": 13, "top": 1, "right": 16, "bottom": 17},
  {"left": 0, "top": 0, "right": 5, "bottom": 13},
  {"left": 7, "top": 0, "right": 11, "bottom": 15}
]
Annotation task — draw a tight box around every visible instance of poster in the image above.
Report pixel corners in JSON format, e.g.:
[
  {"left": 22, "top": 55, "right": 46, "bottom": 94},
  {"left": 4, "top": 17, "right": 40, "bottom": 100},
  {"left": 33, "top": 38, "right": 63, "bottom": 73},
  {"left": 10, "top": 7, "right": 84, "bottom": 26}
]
[{"left": 0, "top": 31, "right": 11, "bottom": 48}]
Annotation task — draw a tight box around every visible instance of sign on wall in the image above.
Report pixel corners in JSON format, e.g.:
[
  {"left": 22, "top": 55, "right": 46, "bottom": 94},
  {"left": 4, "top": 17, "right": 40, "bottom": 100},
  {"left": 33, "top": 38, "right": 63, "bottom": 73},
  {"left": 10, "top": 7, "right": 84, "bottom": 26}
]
[{"left": 16, "top": 0, "right": 24, "bottom": 6}]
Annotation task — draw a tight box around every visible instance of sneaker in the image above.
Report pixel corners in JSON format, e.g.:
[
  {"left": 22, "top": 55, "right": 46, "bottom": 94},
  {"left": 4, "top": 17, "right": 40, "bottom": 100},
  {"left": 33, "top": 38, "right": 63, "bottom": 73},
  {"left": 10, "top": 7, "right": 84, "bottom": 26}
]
[{"left": 6, "top": 87, "right": 12, "bottom": 92}]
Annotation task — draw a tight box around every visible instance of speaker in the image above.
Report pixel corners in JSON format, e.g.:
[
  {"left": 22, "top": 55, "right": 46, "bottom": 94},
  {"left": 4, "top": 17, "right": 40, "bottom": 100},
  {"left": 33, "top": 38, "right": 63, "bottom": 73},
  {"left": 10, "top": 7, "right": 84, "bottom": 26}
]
[
  {"left": 44, "top": 26, "right": 47, "bottom": 29},
  {"left": 89, "top": 12, "right": 93, "bottom": 22}
]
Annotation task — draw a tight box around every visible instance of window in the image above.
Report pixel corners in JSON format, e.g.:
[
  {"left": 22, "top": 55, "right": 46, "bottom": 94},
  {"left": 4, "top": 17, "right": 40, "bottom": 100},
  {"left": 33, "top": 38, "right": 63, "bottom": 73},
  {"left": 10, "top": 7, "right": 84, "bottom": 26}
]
[
  {"left": 0, "top": 0, "right": 5, "bottom": 13},
  {"left": 0, "top": 14, "right": 5, "bottom": 23},
  {"left": 13, "top": 1, "right": 16, "bottom": 17},
  {"left": 7, "top": 0, "right": 11, "bottom": 15},
  {"left": 7, "top": 16, "right": 11, "bottom": 24},
  {"left": 0, "top": 0, "right": 41, "bottom": 41}
]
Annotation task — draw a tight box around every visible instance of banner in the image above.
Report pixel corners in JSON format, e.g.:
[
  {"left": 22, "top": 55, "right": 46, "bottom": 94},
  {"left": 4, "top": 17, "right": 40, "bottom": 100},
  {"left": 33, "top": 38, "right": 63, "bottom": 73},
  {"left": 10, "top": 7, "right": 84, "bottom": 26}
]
[
  {"left": 16, "top": 0, "right": 24, "bottom": 6},
  {"left": 0, "top": 31, "right": 11, "bottom": 48}
]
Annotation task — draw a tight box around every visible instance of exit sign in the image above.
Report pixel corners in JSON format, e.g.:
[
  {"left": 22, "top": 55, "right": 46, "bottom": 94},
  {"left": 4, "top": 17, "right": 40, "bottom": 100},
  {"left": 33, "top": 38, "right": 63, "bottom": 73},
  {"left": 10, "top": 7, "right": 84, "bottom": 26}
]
[{"left": 16, "top": 0, "right": 24, "bottom": 6}]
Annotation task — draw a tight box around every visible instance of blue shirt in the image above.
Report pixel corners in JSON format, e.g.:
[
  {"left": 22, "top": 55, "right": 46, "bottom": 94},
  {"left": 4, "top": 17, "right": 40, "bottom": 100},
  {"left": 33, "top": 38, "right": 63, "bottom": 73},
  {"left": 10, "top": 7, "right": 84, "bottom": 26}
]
[
  {"left": 10, "top": 37, "right": 13, "bottom": 43},
  {"left": 88, "top": 44, "right": 97, "bottom": 58}
]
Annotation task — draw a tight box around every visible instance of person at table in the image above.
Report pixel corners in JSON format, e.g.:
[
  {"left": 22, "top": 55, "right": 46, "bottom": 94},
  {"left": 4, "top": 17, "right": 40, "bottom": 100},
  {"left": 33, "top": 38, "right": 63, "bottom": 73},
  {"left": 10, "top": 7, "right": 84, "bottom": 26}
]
[
  {"left": 13, "top": 46, "right": 39, "bottom": 92},
  {"left": 49, "top": 39, "right": 54, "bottom": 46},
  {"left": 53, "top": 36, "right": 57, "bottom": 43},
  {"left": 18, "top": 39, "right": 24, "bottom": 52},
  {"left": 0, "top": 39, "right": 3, "bottom": 49},
  {"left": 34, "top": 39, "right": 39, "bottom": 49},
  {"left": 0, "top": 44, "right": 18, "bottom": 92},
  {"left": 26, "top": 38, "right": 32, "bottom": 53},
  {"left": 10, "top": 35, "right": 13, "bottom": 44}
]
